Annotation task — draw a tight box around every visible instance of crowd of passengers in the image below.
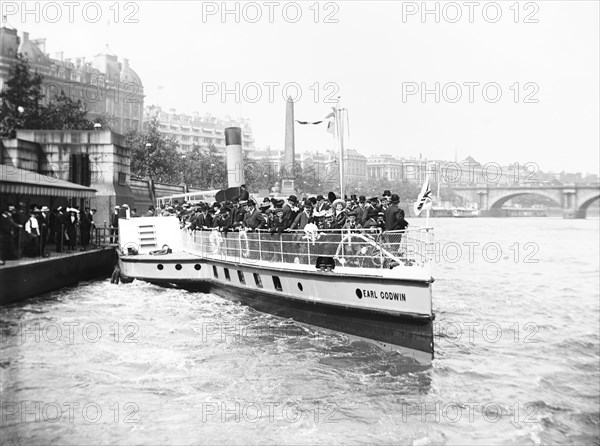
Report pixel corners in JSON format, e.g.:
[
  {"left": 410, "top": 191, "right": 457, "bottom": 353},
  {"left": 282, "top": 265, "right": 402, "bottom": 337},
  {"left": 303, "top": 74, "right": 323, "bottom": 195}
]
[{"left": 147, "top": 186, "right": 409, "bottom": 235}]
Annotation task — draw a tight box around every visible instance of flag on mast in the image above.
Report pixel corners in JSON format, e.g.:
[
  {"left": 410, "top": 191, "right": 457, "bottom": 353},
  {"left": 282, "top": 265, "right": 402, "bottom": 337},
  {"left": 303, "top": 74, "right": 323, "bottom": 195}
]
[{"left": 413, "top": 177, "right": 433, "bottom": 216}]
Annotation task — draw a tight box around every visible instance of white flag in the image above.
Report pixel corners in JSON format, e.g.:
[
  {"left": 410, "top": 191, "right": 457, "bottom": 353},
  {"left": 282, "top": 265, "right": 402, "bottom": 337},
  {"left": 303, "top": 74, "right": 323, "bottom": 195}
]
[{"left": 413, "top": 178, "right": 433, "bottom": 216}]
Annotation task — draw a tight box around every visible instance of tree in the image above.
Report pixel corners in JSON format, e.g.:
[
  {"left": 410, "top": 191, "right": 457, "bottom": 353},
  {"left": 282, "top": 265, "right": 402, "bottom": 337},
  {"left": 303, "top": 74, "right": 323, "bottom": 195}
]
[
  {"left": 0, "top": 54, "right": 45, "bottom": 137},
  {"left": 125, "top": 117, "right": 181, "bottom": 183},
  {"left": 42, "top": 92, "right": 93, "bottom": 130}
]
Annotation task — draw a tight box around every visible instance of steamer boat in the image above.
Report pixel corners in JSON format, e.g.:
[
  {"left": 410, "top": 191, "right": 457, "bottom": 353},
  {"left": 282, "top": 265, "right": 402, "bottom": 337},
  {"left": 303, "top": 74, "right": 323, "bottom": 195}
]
[
  {"left": 118, "top": 218, "right": 435, "bottom": 362},
  {"left": 118, "top": 102, "right": 436, "bottom": 362}
]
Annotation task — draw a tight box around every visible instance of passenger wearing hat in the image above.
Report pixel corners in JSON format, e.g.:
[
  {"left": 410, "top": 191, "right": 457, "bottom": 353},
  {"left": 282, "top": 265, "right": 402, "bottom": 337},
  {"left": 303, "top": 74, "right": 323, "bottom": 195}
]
[
  {"left": 215, "top": 206, "right": 232, "bottom": 234},
  {"left": 362, "top": 207, "right": 380, "bottom": 230},
  {"left": 243, "top": 199, "right": 267, "bottom": 231},
  {"left": 290, "top": 202, "right": 313, "bottom": 230},
  {"left": 315, "top": 194, "right": 330, "bottom": 214},
  {"left": 384, "top": 194, "right": 408, "bottom": 232},
  {"left": 355, "top": 195, "right": 369, "bottom": 226},
  {"left": 282, "top": 195, "right": 299, "bottom": 229},
  {"left": 343, "top": 209, "right": 358, "bottom": 230},
  {"left": 331, "top": 199, "right": 347, "bottom": 229},
  {"left": 268, "top": 207, "right": 286, "bottom": 236}
]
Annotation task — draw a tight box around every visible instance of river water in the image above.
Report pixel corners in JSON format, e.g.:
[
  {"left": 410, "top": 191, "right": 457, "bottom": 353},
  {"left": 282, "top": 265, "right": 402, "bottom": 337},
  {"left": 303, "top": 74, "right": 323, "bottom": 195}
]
[{"left": 1, "top": 218, "right": 598, "bottom": 445}]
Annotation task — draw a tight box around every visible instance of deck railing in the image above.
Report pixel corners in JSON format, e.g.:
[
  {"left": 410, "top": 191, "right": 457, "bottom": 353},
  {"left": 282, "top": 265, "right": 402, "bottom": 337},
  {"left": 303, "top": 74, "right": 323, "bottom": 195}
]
[{"left": 181, "top": 227, "right": 434, "bottom": 271}]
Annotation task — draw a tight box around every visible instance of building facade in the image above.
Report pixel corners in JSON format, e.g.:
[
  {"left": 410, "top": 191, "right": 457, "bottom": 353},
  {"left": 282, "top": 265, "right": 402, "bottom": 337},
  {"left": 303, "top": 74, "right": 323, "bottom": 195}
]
[
  {"left": 145, "top": 106, "right": 255, "bottom": 155},
  {"left": 0, "top": 27, "right": 144, "bottom": 134}
]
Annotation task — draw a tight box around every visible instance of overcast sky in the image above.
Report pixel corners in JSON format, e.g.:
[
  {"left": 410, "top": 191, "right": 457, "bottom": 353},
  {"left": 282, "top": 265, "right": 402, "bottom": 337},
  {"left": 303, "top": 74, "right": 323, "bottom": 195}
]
[{"left": 3, "top": 1, "right": 599, "bottom": 174}]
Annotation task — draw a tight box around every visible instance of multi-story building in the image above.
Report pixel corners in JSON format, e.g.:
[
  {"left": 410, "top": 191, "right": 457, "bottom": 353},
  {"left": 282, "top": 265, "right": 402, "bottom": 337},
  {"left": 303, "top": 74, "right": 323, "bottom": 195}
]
[
  {"left": 145, "top": 106, "right": 255, "bottom": 155},
  {"left": 0, "top": 26, "right": 144, "bottom": 134},
  {"left": 343, "top": 149, "right": 368, "bottom": 184},
  {"left": 367, "top": 154, "right": 406, "bottom": 181}
]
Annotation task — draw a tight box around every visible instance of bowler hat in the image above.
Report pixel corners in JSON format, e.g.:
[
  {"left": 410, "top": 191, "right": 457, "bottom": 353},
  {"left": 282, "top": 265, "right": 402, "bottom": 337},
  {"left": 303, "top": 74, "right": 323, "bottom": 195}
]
[
  {"left": 288, "top": 195, "right": 298, "bottom": 203},
  {"left": 390, "top": 194, "right": 400, "bottom": 203},
  {"left": 383, "top": 190, "right": 391, "bottom": 197},
  {"left": 359, "top": 195, "right": 366, "bottom": 203}
]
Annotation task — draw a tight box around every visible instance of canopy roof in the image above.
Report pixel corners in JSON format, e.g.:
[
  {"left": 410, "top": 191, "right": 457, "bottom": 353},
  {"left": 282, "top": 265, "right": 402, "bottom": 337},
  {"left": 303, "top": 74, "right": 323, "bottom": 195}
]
[{"left": 0, "top": 165, "right": 97, "bottom": 198}]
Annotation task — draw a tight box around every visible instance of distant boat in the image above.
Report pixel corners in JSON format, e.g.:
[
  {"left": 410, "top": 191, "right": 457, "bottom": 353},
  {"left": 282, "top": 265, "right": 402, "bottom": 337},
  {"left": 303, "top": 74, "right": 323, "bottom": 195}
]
[{"left": 452, "top": 208, "right": 480, "bottom": 218}]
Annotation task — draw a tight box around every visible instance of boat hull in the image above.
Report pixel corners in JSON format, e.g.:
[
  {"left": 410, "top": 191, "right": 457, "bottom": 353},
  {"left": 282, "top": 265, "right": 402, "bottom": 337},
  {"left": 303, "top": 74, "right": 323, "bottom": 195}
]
[{"left": 119, "top": 254, "right": 434, "bottom": 361}]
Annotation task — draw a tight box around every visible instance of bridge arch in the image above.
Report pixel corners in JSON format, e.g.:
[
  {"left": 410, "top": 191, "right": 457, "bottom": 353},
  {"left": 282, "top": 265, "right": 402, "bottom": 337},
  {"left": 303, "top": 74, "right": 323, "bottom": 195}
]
[
  {"left": 489, "top": 191, "right": 562, "bottom": 210},
  {"left": 577, "top": 194, "right": 600, "bottom": 218}
]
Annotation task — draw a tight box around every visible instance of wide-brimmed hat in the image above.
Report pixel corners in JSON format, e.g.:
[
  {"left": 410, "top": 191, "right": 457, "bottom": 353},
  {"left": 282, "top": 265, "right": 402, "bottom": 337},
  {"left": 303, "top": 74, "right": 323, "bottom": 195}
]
[
  {"left": 40, "top": 206, "right": 50, "bottom": 212},
  {"left": 331, "top": 199, "right": 346, "bottom": 210}
]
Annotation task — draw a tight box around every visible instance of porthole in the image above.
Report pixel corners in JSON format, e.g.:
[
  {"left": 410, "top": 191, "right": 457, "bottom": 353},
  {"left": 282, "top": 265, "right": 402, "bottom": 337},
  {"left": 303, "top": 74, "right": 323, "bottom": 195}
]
[
  {"left": 297, "top": 282, "right": 303, "bottom": 291},
  {"left": 194, "top": 264, "right": 201, "bottom": 270},
  {"left": 157, "top": 264, "right": 163, "bottom": 270},
  {"left": 175, "top": 264, "right": 182, "bottom": 270}
]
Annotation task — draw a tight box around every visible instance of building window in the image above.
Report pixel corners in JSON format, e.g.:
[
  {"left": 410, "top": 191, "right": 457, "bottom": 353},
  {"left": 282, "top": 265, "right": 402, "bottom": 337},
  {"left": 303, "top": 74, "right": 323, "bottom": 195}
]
[
  {"left": 272, "top": 276, "right": 282, "bottom": 292},
  {"left": 224, "top": 268, "right": 231, "bottom": 281},
  {"left": 253, "top": 273, "right": 262, "bottom": 288},
  {"left": 118, "top": 172, "right": 127, "bottom": 186},
  {"left": 212, "top": 265, "right": 218, "bottom": 278}
]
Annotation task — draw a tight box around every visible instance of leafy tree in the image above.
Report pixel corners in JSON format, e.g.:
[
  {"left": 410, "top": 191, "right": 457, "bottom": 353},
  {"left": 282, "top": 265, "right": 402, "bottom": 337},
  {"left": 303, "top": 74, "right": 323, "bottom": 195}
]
[
  {"left": 42, "top": 92, "right": 93, "bottom": 130},
  {"left": 125, "top": 116, "right": 181, "bottom": 183},
  {"left": 0, "top": 54, "right": 46, "bottom": 137}
]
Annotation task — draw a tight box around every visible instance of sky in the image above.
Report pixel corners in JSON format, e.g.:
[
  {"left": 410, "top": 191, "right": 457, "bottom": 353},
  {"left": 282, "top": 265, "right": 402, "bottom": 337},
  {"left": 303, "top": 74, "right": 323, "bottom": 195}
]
[{"left": 2, "top": 0, "right": 599, "bottom": 174}]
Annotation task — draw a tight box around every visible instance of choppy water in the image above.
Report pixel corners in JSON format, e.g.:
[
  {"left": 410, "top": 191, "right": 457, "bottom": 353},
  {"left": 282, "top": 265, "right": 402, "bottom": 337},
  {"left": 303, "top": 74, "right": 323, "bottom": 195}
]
[{"left": 1, "top": 218, "right": 599, "bottom": 445}]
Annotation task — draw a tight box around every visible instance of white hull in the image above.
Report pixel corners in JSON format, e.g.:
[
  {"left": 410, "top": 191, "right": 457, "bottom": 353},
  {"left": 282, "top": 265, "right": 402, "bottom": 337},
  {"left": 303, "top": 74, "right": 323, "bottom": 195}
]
[{"left": 117, "top": 217, "right": 435, "bottom": 360}]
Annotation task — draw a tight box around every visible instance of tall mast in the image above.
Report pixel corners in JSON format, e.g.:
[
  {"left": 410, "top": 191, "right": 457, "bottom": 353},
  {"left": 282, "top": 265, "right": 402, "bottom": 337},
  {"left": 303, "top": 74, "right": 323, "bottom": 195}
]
[{"left": 335, "top": 102, "right": 345, "bottom": 198}]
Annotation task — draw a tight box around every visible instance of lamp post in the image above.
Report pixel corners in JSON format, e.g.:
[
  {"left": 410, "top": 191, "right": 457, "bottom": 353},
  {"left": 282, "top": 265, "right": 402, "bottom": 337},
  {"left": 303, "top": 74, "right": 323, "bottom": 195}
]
[
  {"left": 210, "top": 163, "right": 215, "bottom": 189},
  {"left": 181, "top": 155, "right": 187, "bottom": 187},
  {"left": 145, "top": 143, "right": 152, "bottom": 177}
]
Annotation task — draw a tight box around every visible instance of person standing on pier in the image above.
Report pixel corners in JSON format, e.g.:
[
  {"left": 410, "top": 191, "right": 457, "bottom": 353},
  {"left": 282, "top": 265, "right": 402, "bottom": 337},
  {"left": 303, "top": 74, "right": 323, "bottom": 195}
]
[
  {"left": 110, "top": 206, "right": 120, "bottom": 244},
  {"left": 24, "top": 207, "right": 41, "bottom": 257},
  {"left": 38, "top": 206, "right": 50, "bottom": 255},
  {"left": 0, "top": 207, "right": 21, "bottom": 260},
  {"left": 65, "top": 208, "right": 79, "bottom": 251},
  {"left": 80, "top": 207, "right": 93, "bottom": 249},
  {"left": 55, "top": 207, "right": 66, "bottom": 253}
]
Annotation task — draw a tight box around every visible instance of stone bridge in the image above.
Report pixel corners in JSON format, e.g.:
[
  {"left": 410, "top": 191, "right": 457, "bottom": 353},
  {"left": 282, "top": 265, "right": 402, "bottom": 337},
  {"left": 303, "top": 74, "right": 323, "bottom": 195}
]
[{"left": 453, "top": 184, "right": 600, "bottom": 218}]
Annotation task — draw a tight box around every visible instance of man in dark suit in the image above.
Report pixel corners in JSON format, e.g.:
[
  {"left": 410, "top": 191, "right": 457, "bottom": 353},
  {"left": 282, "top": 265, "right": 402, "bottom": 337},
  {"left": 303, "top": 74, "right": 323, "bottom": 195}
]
[
  {"left": 54, "top": 207, "right": 67, "bottom": 253},
  {"left": 80, "top": 207, "right": 93, "bottom": 248},
  {"left": 290, "top": 203, "right": 313, "bottom": 230},
  {"left": 243, "top": 200, "right": 267, "bottom": 230},
  {"left": 384, "top": 194, "right": 408, "bottom": 255},
  {"left": 282, "top": 195, "right": 299, "bottom": 229},
  {"left": 384, "top": 194, "right": 408, "bottom": 231}
]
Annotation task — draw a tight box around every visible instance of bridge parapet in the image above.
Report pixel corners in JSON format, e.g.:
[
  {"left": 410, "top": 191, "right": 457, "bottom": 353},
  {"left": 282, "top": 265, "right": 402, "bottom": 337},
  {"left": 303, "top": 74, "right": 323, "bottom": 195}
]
[{"left": 451, "top": 184, "right": 599, "bottom": 218}]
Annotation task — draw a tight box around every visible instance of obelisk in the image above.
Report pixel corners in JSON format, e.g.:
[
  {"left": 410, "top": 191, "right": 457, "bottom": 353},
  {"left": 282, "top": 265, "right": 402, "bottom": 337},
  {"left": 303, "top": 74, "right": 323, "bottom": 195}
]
[{"left": 280, "top": 96, "right": 296, "bottom": 195}]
